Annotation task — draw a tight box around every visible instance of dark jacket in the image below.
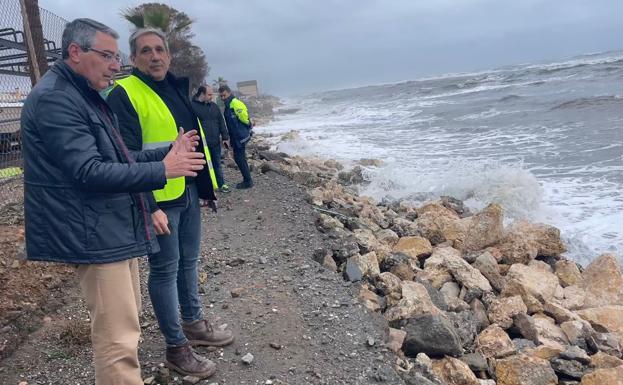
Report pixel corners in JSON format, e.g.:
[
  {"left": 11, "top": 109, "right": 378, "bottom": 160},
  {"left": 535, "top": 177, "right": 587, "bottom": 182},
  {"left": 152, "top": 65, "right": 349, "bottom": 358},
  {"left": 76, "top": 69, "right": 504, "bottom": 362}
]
[
  {"left": 190, "top": 99, "right": 229, "bottom": 147},
  {"left": 107, "top": 69, "right": 216, "bottom": 212},
  {"left": 21, "top": 61, "right": 168, "bottom": 264},
  {"left": 222, "top": 95, "right": 251, "bottom": 148}
]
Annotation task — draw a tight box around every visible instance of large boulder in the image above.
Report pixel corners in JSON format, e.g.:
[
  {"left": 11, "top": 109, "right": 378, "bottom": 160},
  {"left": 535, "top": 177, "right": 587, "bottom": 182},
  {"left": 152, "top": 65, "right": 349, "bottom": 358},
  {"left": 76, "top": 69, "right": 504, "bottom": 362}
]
[
  {"left": 476, "top": 324, "right": 516, "bottom": 359},
  {"left": 576, "top": 306, "right": 623, "bottom": 341},
  {"left": 384, "top": 281, "right": 442, "bottom": 322},
  {"left": 501, "top": 262, "right": 563, "bottom": 313},
  {"left": 402, "top": 314, "right": 463, "bottom": 357},
  {"left": 532, "top": 313, "right": 569, "bottom": 349},
  {"left": 495, "top": 354, "right": 558, "bottom": 385},
  {"left": 430, "top": 356, "right": 480, "bottom": 385},
  {"left": 344, "top": 252, "right": 380, "bottom": 281},
  {"left": 453, "top": 203, "right": 504, "bottom": 252},
  {"left": 393, "top": 236, "right": 433, "bottom": 261},
  {"left": 554, "top": 260, "right": 583, "bottom": 288},
  {"left": 423, "top": 246, "right": 492, "bottom": 292},
  {"left": 473, "top": 251, "right": 506, "bottom": 292},
  {"left": 415, "top": 203, "right": 504, "bottom": 252},
  {"left": 488, "top": 295, "right": 528, "bottom": 329},
  {"left": 580, "top": 365, "right": 623, "bottom": 385},
  {"left": 579, "top": 254, "right": 623, "bottom": 308},
  {"left": 496, "top": 221, "right": 566, "bottom": 265}
]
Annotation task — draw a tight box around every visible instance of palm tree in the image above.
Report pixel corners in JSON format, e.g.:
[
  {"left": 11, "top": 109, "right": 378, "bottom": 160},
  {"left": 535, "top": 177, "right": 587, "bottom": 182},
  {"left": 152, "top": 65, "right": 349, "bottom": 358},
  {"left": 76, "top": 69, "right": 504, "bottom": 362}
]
[
  {"left": 120, "top": 3, "right": 208, "bottom": 90},
  {"left": 121, "top": 3, "right": 193, "bottom": 41}
]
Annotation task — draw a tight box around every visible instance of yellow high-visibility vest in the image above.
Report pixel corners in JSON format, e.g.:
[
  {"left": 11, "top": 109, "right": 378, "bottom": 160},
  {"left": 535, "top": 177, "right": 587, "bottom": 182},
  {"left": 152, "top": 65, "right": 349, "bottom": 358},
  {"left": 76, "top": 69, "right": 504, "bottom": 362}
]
[{"left": 115, "top": 75, "right": 217, "bottom": 202}]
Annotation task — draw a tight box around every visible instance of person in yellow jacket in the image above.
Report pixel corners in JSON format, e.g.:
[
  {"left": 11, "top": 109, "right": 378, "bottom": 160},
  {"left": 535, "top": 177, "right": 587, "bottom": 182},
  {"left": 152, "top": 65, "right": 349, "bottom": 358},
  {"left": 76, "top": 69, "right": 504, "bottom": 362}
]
[
  {"left": 218, "top": 85, "right": 254, "bottom": 189},
  {"left": 107, "top": 28, "right": 233, "bottom": 380}
]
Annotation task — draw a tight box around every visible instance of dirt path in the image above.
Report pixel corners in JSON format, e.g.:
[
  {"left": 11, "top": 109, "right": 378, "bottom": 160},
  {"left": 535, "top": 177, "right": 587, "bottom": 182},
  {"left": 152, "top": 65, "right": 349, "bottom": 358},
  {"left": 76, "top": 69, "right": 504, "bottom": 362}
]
[{"left": 0, "top": 168, "right": 403, "bottom": 385}]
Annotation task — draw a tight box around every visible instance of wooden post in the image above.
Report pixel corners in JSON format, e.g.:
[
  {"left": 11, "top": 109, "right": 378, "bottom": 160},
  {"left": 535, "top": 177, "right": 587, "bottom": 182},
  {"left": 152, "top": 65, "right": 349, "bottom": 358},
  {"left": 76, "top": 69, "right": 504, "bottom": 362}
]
[{"left": 19, "top": 0, "right": 48, "bottom": 86}]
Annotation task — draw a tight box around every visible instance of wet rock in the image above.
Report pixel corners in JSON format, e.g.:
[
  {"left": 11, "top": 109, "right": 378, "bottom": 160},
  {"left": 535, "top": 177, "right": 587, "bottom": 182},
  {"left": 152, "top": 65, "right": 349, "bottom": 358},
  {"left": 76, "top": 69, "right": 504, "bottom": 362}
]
[
  {"left": 402, "top": 314, "right": 463, "bottom": 357},
  {"left": 501, "top": 262, "right": 562, "bottom": 313},
  {"left": 414, "top": 203, "right": 461, "bottom": 245},
  {"left": 431, "top": 356, "right": 480, "bottom": 385},
  {"left": 555, "top": 260, "right": 583, "bottom": 288},
  {"left": 495, "top": 354, "right": 558, "bottom": 385},
  {"left": 440, "top": 196, "right": 471, "bottom": 218},
  {"left": 453, "top": 203, "right": 504, "bottom": 252},
  {"left": 476, "top": 324, "right": 516, "bottom": 359},
  {"left": 473, "top": 251, "right": 506, "bottom": 292},
  {"left": 496, "top": 221, "right": 566, "bottom": 265},
  {"left": 579, "top": 254, "right": 623, "bottom": 308}
]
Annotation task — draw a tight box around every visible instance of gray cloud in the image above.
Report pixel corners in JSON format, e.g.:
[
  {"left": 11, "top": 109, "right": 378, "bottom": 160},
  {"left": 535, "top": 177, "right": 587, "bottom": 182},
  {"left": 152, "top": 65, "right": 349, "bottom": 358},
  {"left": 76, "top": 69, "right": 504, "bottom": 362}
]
[{"left": 40, "top": 0, "right": 623, "bottom": 95}]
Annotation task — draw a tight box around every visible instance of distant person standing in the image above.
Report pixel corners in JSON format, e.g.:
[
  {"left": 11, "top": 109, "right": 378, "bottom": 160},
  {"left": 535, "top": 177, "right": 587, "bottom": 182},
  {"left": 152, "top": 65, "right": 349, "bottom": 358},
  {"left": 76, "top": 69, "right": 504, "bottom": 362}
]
[
  {"left": 218, "top": 85, "right": 253, "bottom": 189},
  {"left": 191, "top": 85, "right": 230, "bottom": 193}
]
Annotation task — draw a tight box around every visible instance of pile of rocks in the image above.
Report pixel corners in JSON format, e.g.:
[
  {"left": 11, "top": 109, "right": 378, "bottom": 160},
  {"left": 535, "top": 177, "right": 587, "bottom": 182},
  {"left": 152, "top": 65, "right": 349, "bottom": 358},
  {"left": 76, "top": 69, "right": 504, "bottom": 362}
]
[{"left": 248, "top": 133, "right": 623, "bottom": 385}]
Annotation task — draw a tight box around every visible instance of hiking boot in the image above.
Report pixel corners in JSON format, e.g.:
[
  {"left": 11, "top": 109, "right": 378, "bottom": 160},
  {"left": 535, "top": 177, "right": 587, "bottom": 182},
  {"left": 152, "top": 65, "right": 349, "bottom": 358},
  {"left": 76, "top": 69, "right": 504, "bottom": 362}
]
[
  {"left": 182, "top": 319, "right": 235, "bottom": 347},
  {"left": 218, "top": 184, "right": 231, "bottom": 193},
  {"left": 235, "top": 181, "right": 254, "bottom": 189},
  {"left": 165, "top": 343, "right": 216, "bottom": 378}
]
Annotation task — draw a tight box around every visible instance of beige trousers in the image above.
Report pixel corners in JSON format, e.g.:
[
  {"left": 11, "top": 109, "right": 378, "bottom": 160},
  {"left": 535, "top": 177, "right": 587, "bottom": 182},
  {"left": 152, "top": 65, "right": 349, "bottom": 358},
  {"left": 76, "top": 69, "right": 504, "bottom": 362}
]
[{"left": 77, "top": 258, "right": 143, "bottom": 385}]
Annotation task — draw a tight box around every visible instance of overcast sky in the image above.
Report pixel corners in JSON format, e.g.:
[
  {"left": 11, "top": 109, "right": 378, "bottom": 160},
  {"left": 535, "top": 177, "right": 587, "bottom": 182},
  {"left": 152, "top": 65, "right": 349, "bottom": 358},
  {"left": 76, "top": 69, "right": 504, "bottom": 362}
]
[{"left": 39, "top": 0, "right": 623, "bottom": 95}]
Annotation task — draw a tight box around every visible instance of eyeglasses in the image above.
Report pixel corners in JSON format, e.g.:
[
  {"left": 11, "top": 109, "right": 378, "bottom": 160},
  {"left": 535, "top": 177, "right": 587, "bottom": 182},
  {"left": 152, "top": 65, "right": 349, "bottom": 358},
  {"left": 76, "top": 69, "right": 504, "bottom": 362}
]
[{"left": 86, "top": 47, "right": 121, "bottom": 63}]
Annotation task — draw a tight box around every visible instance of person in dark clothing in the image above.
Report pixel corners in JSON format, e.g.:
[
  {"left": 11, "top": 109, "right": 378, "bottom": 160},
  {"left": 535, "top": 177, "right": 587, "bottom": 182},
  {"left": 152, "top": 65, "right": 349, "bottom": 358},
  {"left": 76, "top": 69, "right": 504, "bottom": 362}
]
[
  {"left": 107, "top": 28, "right": 233, "bottom": 380},
  {"left": 21, "top": 18, "right": 205, "bottom": 385},
  {"left": 191, "top": 85, "right": 230, "bottom": 192},
  {"left": 218, "top": 85, "right": 253, "bottom": 189}
]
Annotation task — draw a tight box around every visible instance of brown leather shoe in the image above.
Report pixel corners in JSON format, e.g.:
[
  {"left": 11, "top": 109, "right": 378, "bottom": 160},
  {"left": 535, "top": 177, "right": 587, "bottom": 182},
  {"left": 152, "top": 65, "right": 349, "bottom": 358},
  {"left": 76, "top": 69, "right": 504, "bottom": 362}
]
[
  {"left": 182, "top": 319, "right": 235, "bottom": 347},
  {"left": 165, "top": 343, "right": 216, "bottom": 378}
]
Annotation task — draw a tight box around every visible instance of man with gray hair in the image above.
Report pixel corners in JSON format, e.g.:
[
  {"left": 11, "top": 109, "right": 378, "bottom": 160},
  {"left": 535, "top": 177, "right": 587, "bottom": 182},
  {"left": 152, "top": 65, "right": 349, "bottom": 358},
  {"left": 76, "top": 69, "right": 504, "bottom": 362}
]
[
  {"left": 107, "top": 27, "right": 234, "bottom": 379},
  {"left": 21, "top": 18, "right": 206, "bottom": 385}
]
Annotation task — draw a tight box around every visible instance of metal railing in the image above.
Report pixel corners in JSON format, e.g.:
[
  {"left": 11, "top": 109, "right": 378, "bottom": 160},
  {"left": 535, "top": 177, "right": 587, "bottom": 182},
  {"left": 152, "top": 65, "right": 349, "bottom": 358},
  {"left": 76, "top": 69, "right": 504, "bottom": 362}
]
[{"left": 0, "top": 0, "right": 67, "bottom": 181}]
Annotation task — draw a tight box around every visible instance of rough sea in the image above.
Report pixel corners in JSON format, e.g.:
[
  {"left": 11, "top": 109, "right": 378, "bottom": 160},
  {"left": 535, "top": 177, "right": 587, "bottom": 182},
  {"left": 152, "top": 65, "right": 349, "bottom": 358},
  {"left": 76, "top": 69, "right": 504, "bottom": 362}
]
[{"left": 259, "top": 51, "right": 623, "bottom": 264}]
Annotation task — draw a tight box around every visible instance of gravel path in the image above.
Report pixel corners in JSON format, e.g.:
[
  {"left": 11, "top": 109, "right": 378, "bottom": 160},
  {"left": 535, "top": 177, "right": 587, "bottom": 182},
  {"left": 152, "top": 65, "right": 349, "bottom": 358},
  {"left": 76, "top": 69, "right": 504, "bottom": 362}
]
[{"left": 0, "top": 167, "right": 403, "bottom": 385}]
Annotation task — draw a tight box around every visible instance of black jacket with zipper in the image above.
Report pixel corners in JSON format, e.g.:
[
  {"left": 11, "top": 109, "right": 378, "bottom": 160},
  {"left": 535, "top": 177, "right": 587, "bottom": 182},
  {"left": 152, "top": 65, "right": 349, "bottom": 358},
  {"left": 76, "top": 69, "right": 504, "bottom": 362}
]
[{"left": 21, "top": 61, "right": 167, "bottom": 264}]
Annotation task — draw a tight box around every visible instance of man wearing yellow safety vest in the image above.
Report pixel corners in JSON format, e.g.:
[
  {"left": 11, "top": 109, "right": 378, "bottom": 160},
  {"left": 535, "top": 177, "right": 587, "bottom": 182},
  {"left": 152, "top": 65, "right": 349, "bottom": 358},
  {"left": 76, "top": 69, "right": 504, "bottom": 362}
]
[
  {"left": 107, "top": 28, "right": 233, "bottom": 380},
  {"left": 218, "top": 85, "right": 254, "bottom": 189}
]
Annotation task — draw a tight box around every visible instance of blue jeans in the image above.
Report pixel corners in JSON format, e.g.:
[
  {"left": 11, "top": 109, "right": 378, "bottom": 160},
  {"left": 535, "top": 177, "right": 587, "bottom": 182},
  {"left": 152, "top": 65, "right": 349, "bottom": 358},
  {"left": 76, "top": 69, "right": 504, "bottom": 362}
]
[
  {"left": 233, "top": 142, "right": 252, "bottom": 183},
  {"left": 148, "top": 184, "right": 203, "bottom": 347},
  {"left": 207, "top": 142, "right": 225, "bottom": 187}
]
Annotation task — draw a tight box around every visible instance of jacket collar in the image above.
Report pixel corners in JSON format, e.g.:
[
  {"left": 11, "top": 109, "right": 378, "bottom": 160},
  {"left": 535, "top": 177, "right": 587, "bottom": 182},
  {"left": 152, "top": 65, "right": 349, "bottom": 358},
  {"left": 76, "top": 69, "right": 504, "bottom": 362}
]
[
  {"left": 131, "top": 68, "right": 190, "bottom": 96},
  {"left": 51, "top": 60, "right": 105, "bottom": 104}
]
